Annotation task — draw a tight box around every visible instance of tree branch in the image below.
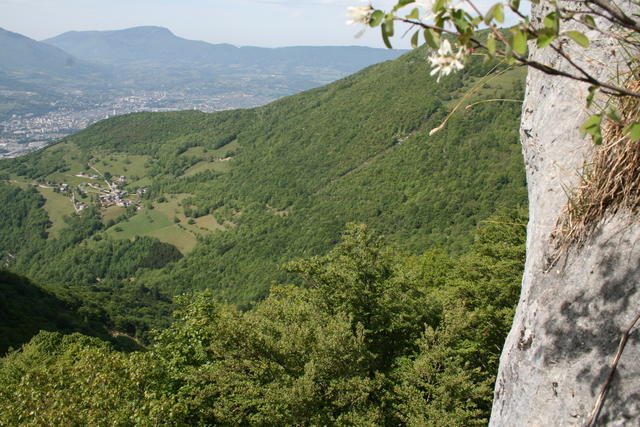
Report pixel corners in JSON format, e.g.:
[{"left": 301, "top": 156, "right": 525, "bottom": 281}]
[
  {"left": 393, "top": 12, "right": 640, "bottom": 99},
  {"left": 585, "top": 311, "right": 640, "bottom": 427}
]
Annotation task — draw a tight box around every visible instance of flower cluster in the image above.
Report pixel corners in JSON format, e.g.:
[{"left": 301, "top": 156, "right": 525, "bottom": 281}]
[
  {"left": 428, "top": 39, "right": 465, "bottom": 82},
  {"left": 346, "top": 2, "right": 374, "bottom": 25}
]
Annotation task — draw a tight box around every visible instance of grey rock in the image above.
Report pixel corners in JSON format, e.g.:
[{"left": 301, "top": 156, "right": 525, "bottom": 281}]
[{"left": 490, "top": 1, "right": 640, "bottom": 425}]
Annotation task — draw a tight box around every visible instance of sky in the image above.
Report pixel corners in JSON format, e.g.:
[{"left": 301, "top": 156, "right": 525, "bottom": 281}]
[
  {"left": 0, "top": 0, "right": 407, "bottom": 48},
  {"left": 0, "top": 0, "right": 508, "bottom": 49}
]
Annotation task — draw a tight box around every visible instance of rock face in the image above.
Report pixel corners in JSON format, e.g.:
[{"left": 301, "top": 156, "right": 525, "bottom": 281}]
[{"left": 490, "top": 1, "right": 640, "bottom": 425}]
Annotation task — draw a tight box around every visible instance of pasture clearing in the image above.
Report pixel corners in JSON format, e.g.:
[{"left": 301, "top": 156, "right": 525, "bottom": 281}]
[{"left": 36, "top": 187, "right": 75, "bottom": 238}]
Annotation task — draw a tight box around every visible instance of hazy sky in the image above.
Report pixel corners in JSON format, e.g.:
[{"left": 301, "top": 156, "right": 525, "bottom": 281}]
[
  {"left": 0, "top": 0, "right": 411, "bottom": 48},
  {"left": 1, "top": 0, "right": 508, "bottom": 48}
]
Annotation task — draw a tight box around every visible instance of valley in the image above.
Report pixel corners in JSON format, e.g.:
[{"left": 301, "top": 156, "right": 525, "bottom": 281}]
[
  {"left": 0, "top": 26, "right": 405, "bottom": 157},
  {"left": 0, "top": 89, "right": 261, "bottom": 158},
  {"left": 0, "top": 45, "right": 527, "bottom": 321},
  {"left": 0, "top": 32, "right": 529, "bottom": 426}
]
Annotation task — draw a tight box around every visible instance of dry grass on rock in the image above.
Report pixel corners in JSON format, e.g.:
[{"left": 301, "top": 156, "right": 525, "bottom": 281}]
[{"left": 553, "top": 80, "right": 640, "bottom": 259}]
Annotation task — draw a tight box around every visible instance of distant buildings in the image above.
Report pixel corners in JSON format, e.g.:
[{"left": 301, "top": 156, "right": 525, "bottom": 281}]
[
  {"left": 0, "top": 89, "right": 251, "bottom": 159},
  {"left": 57, "top": 173, "right": 146, "bottom": 210}
]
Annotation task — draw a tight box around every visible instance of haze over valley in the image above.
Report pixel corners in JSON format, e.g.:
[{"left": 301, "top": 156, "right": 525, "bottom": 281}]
[{"left": 0, "top": 26, "right": 404, "bottom": 158}]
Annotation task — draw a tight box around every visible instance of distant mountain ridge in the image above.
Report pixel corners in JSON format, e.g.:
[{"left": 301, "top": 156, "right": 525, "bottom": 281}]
[
  {"left": 0, "top": 25, "right": 407, "bottom": 149},
  {"left": 43, "top": 26, "right": 237, "bottom": 65},
  {"left": 0, "top": 27, "right": 105, "bottom": 82},
  {"left": 43, "top": 26, "right": 405, "bottom": 73}
]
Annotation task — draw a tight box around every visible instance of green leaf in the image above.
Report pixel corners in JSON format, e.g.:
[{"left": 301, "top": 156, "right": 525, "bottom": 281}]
[
  {"left": 369, "top": 10, "right": 384, "bottom": 27},
  {"left": 581, "top": 14, "right": 597, "bottom": 28},
  {"left": 485, "top": 3, "right": 504, "bottom": 24},
  {"left": 450, "top": 8, "right": 469, "bottom": 31},
  {"left": 393, "top": 0, "right": 414, "bottom": 12},
  {"left": 580, "top": 114, "right": 603, "bottom": 145},
  {"left": 410, "top": 30, "right": 420, "bottom": 48},
  {"left": 406, "top": 7, "right": 420, "bottom": 20},
  {"left": 580, "top": 114, "right": 601, "bottom": 134},
  {"left": 494, "top": 3, "right": 505, "bottom": 23},
  {"left": 434, "top": 0, "right": 448, "bottom": 11},
  {"left": 565, "top": 30, "right": 589, "bottom": 47},
  {"left": 381, "top": 22, "right": 393, "bottom": 48},
  {"left": 543, "top": 11, "right": 559, "bottom": 33},
  {"left": 509, "top": 0, "right": 521, "bottom": 11},
  {"left": 487, "top": 34, "right": 496, "bottom": 55},
  {"left": 424, "top": 29, "right": 440, "bottom": 49},
  {"left": 512, "top": 29, "right": 527, "bottom": 55},
  {"left": 383, "top": 18, "right": 394, "bottom": 37},
  {"left": 536, "top": 29, "right": 556, "bottom": 48},
  {"left": 625, "top": 122, "right": 640, "bottom": 142},
  {"left": 586, "top": 85, "right": 597, "bottom": 108}
]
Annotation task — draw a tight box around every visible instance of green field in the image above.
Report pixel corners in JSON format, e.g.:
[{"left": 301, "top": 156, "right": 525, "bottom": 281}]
[
  {"left": 5, "top": 181, "right": 76, "bottom": 238},
  {"left": 36, "top": 187, "right": 75, "bottom": 238},
  {"left": 147, "top": 226, "right": 198, "bottom": 254},
  {"left": 90, "top": 153, "right": 151, "bottom": 185},
  {"left": 192, "top": 215, "right": 226, "bottom": 232},
  {"left": 102, "top": 206, "right": 126, "bottom": 223},
  {"left": 154, "top": 194, "right": 187, "bottom": 218},
  {"left": 103, "top": 195, "right": 227, "bottom": 254},
  {"left": 47, "top": 173, "right": 100, "bottom": 187},
  {"left": 182, "top": 139, "right": 238, "bottom": 158},
  {"left": 107, "top": 208, "right": 171, "bottom": 239},
  {"left": 181, "top": 140, "right": 237, "bottom": 177},
  {"left": 182, "top": 159, "right": 231, "bottom": 177},
  {"left": 155, "top": 194, "right": 228, "bottom": 232},
  {"left": 49, "top": 142, "right": 87, "bottom": 177}
]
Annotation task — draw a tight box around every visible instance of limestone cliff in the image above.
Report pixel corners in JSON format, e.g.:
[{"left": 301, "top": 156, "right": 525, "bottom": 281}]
[{"left": 490, "top": 1, "right": 640, "bottom": 425}]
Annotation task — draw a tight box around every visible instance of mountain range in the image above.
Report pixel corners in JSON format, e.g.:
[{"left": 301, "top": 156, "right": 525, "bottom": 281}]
[
  {"left": 44, "top": 26, "right": 403, "bottom": 72},
  {"left": 0, "top": 26, "right": 406, "bottom": 156}
]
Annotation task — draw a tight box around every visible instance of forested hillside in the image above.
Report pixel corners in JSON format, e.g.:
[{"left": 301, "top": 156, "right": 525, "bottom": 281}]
[
  {"left": 0, "top": 46, "right": 527, "bottom": 341},
  {"left": 0, "top": 209, "right": 527, "bottom": 425}
]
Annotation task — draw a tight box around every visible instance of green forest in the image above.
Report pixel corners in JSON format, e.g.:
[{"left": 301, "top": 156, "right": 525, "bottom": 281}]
[
  {"left": 0, "top": 210, "right": 526, "bottom": 425},
  {"left": 0, "top": 45, "right": 528, "bottom": 424}
]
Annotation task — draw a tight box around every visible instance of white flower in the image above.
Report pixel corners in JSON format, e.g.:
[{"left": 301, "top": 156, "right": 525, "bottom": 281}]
[
  {"left": 346, "top": 2, "right": 373, "bottom": 25},
  {"left": 413, "top": 0, "right": 436, "bottom": 20},
  {"left": 428, "top": 39, "right": 466, "bottom": 82}
]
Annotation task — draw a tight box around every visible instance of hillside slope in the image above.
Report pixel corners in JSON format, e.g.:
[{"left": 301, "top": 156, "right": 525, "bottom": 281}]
[
  {"left": 0, "top": 27, "right": 103, "bottom": 81},
  {"left": 0, "top": 47, "right": 527, "bottom": 322},
  {"left": 0, "top": 270, "right": 148, "bottom": 354}
]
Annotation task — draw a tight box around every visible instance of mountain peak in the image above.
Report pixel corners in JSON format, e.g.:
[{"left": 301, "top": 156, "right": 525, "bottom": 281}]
[
  {"left": 50, "top": 26, "right": 175, "bottom": 39},
  {"left": 118, "top": 26, "right": 174, "bottom": 36}
]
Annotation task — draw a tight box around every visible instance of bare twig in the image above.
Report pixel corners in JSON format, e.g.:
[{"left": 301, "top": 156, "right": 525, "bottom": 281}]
[
  {"left": 585, "top": 311, "right": 640, "bottom": 427},
  {"left": 585, "top": 0, "right": 640, "bottom": 33}
]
